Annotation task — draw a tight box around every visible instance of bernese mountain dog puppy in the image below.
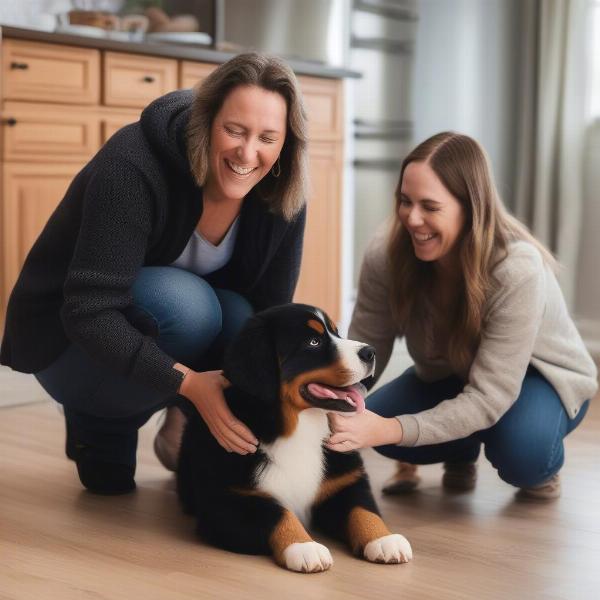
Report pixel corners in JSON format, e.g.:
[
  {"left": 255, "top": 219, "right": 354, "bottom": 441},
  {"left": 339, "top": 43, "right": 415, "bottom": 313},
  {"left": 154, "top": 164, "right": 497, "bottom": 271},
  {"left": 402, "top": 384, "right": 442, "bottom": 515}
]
[{"left": 177, "top": 303, "right": 413, "bottom": 573}]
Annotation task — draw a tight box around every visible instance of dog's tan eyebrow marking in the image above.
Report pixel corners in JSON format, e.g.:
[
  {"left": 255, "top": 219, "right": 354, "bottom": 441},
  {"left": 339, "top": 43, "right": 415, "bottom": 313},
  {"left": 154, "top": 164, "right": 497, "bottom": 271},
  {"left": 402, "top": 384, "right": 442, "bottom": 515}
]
[
  {"left": 307, "top": 319, "right": 325, "bottom": 334},
  {"left": 324, "top": 313, "right": 338, "bottom": 334}
]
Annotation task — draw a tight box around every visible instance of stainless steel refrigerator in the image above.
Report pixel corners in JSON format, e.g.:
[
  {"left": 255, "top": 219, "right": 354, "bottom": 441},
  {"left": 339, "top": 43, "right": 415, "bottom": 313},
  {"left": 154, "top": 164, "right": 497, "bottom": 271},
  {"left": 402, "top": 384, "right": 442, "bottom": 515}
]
[{"left": 350, "top": 0, "right": 418, "bottom": 286}]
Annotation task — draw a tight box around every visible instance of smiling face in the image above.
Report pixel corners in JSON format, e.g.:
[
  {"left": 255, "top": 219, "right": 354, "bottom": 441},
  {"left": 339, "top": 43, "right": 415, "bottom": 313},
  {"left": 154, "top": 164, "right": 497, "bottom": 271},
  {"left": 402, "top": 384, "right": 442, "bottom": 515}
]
[
  {"left": 204, "top": 84, "right": 287, "bottom": 203},
  {"left": 272, "top": 306, "right": 375, "bottom": 416},
  {"left": 398, "top": 160, "right": 466, "bottom": 269},
  {"left": 223, "top": 303, "right": 376, "bottom": 439}
]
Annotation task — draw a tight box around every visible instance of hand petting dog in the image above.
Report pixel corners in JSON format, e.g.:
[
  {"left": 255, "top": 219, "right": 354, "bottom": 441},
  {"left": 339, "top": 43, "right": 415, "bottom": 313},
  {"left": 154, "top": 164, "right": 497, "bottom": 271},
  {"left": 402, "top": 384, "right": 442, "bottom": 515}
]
[
  {"left": 327, "top": 410, "right": 403, "bottom": 451},
  {"left": 180, "top": 368, "right": 258, "bottom": 455}
]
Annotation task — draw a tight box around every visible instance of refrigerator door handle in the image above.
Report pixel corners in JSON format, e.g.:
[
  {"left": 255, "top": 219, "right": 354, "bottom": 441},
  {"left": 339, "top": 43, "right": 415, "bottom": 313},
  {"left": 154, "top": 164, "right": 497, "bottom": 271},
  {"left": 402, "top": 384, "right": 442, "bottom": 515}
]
[
  {"left": 354, "top": 118, "right": 413, "bottom": 140},
  {"left": 351, "top": 35, "right": 414, "bottom": 54},
  {"left": 353, "top": 0, "right": 418, "bottom": 21},
  {"left": 353, "top": 159, "right": 403, "bottom": 171}
]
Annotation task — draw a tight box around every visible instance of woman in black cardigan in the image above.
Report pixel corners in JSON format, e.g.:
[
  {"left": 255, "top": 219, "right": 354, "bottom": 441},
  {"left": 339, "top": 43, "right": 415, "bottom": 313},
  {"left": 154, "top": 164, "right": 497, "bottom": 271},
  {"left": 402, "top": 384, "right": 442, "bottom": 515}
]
[{"left": 1, "top": 53, "right": 309, "bottom": 494}]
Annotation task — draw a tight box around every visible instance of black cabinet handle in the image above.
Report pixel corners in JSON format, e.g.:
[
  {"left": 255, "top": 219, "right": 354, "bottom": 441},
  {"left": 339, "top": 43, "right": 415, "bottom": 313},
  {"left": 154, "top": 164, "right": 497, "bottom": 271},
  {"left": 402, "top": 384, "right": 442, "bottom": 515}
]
[
  {"left": 142, "top": 75, "right": 155, "bottom": 83},
  {"left": 10, "top": 62, "right": 29, "bottom": 70},
  {"left": 3, "top": 118, "right": 17, "bottom": 126}
]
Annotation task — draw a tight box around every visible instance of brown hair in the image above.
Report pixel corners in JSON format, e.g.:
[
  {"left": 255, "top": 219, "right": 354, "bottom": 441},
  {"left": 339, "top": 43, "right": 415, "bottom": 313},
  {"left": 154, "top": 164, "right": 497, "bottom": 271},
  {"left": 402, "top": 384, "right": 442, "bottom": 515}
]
[
  {"left": 388, "top": 131, "right": 554, "bottom": 375},
  {"left": 186, "top": 52, "right": 309, "bottom": 221}
]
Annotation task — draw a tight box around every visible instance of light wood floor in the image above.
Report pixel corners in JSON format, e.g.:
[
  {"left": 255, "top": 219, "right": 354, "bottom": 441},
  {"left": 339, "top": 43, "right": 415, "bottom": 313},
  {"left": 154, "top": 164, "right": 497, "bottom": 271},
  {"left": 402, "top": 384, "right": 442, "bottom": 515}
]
[{"left": 1, "top": 394, "right": 599, "bottom": 600}]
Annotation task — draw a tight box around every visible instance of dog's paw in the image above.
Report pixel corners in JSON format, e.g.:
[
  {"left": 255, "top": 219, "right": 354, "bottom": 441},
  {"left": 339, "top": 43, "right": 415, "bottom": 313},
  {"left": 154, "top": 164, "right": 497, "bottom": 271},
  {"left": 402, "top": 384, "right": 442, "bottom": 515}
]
[
  {"left": 282, "top": 541, "right": 333, "bottom": 573},
  {"left": 363, "top": 534, "right": 413, "bottom": 564}
]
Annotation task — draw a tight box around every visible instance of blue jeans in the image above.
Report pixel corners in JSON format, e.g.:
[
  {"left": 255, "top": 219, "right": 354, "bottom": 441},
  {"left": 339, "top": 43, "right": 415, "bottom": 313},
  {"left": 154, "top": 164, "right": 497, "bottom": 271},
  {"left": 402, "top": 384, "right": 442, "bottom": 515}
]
[
  {"left": 35, "top": 267, "right": 254, "bottom": 460},
  {"left": 368, "top": 366, "right": 590, "bottom": 488}
]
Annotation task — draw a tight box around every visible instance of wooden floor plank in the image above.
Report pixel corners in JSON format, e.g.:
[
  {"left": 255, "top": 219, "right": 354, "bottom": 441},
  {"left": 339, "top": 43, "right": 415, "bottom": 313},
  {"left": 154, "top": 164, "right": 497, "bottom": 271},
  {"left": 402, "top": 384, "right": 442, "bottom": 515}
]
[{"left": 1, "top": 396, "right": 599, "bottom": 600}]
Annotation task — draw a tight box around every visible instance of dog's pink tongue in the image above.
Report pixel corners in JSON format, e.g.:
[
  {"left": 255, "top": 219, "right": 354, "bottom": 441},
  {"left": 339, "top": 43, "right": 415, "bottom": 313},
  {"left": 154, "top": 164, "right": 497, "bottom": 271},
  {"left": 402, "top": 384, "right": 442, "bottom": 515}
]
[
  {"left": 307, "top": 383, "right": 339, "bottom": 400},
  {"left": 345, "top": 384, "right": 366, "bottom": 413},
  {"left": 306, "top": 383, "right": 366, "bottom": 413}
]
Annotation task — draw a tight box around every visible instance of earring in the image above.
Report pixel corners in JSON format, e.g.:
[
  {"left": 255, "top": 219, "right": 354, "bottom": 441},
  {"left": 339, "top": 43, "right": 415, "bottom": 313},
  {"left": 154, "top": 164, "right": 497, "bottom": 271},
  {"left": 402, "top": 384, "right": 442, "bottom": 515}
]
[{"left": 271, "top": 157, "right": 281, "bottom": 178}]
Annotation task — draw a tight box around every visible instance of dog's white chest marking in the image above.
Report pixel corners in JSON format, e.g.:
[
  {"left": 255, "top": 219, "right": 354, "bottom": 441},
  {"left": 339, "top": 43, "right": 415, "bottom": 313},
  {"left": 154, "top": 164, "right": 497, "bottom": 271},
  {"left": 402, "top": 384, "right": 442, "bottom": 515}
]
[{"left": 256, "top": 408, "right": 329, "bottom": 525}]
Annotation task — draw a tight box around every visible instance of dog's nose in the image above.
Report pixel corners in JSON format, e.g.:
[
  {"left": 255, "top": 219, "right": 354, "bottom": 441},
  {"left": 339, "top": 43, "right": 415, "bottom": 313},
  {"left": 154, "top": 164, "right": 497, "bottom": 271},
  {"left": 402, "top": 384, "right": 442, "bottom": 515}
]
[{"left": 358, "top": 345, "right": 375, "bottom": 364}]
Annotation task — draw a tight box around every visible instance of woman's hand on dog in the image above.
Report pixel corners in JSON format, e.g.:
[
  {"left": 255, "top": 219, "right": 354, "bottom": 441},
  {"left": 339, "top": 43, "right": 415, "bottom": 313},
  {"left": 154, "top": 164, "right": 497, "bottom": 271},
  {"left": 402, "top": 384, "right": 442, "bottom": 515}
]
[
  {"left": 326, "top": 410, "right": 403, "bottom": 452},
  {"left": 180, "top": 369, "right": 259, "bottom": 454}
]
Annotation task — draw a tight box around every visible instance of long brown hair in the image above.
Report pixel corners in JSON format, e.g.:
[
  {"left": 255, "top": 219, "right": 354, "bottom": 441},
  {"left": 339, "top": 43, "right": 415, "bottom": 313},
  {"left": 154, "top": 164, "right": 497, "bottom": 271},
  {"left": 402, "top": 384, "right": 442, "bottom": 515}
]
[
  {"left": 388, "top": 132, "right": 554, "bottom": 375},
  {"left": 186, "top": 52, "right": 309, "bottom": 221}
]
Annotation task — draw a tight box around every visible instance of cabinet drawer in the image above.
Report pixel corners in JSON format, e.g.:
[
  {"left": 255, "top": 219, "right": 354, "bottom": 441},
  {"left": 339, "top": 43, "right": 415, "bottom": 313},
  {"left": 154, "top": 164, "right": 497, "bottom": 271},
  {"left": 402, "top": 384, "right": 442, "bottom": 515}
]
[
  {"left": 298, "top": 76, "right": 343, "bottom": 141},
  {"left": 1, "top": 39, "right": 100, "bottom": 105},
  {"left": 2, "top": 102, "right": 100, "bottom": 163},
  {"left": 104, "top": 52, "right": 178, "bottom": 108},
  {"left": 99, "top": 109, "right": 141, "bottom": 143},
  {"left": 179, "top": 61, "right": 216, "bottom": 89}
]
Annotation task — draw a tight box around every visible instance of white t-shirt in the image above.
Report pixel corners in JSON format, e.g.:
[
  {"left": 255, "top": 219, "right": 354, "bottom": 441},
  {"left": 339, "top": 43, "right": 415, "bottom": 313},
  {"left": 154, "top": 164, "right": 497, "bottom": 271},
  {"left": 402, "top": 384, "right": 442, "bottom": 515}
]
[{"left": 170, "top": 216, "right": 240, "bottom": 276}]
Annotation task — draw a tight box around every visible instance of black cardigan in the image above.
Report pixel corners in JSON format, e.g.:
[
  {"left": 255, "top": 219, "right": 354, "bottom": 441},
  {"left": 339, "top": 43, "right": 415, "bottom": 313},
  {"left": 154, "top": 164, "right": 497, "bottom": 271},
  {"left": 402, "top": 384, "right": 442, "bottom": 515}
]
[{"left": 0, "top": 90, "right": 306, "bottom": 395}]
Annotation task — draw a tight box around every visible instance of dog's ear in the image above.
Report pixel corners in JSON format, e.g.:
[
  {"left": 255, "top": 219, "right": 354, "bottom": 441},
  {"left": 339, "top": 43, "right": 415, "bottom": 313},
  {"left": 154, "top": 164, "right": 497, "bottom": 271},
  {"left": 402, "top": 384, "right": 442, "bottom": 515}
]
[{"left": 223, "top": 314, "right": 280, "bottom": 399}]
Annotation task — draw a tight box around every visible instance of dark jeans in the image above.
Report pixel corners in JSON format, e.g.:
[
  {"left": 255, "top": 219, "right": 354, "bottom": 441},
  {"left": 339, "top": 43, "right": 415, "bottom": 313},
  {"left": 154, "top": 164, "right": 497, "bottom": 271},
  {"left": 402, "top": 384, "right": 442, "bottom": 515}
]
[
  {"left": 34, "top": 266, "right": 254, "bottom": 464},
  {"left": 368, "top": 366, "right": 590, "bottom": 488}
]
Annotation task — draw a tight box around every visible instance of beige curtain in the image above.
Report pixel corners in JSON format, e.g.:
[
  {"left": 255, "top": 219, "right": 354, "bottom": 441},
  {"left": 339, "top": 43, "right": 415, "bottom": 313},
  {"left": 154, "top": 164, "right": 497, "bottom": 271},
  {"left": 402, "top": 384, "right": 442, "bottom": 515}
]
[{"left": 514, "top": 0, "right": 588, "bottom": 309}]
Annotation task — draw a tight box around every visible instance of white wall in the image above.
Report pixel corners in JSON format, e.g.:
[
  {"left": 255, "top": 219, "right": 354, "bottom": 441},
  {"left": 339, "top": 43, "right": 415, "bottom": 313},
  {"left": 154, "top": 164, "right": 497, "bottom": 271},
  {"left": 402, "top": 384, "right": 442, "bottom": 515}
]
[{"left": 412, "top": 0, "right": 522, "bottom": 206}]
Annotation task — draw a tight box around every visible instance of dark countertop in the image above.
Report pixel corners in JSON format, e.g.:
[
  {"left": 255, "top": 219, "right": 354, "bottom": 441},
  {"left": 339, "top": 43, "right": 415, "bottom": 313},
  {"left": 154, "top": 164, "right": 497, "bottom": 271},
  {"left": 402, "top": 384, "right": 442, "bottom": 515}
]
[{"left": 0, "top": 25, "right": 360, "bottom": 80}]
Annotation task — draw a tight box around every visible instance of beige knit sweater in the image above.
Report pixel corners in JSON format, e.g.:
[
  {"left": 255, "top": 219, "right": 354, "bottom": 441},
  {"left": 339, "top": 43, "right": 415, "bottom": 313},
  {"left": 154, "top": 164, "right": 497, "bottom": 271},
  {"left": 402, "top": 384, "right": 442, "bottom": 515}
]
[{"left": 348, "top": 227, "right": 598, "bottom": 447}]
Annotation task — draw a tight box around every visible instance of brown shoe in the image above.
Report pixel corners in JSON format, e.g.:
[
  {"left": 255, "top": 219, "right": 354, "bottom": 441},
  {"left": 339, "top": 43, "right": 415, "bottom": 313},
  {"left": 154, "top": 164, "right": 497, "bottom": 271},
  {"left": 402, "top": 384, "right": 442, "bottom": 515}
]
[
  {"left": 517, "top": 473, "right": 561, "bottom": 500},
  {"left": 382, "top": 461, "right": 421, "bottom": 495},
  {"left": 153, "top": 406, "right": 187, "bottom": 472},
  {"left": 442, "top": 460, "right": 478, "bottom": 491}
]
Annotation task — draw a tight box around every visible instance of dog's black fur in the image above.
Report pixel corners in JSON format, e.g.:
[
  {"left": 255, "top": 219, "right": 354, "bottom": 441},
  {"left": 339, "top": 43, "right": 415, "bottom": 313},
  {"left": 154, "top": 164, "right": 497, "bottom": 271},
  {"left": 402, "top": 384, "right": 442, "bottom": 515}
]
[{"left": 176, "top": 303, "right": 412, "bottom": 571}]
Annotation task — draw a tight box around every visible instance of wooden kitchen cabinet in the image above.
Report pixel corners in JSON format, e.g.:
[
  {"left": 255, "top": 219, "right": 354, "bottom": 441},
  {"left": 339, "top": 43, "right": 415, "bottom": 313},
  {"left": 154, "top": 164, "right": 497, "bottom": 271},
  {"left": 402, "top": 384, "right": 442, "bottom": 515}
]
[
  {"left": 2, "top": 101, "right": 100, "bottom": 163},
  {"left": 298, "top": 75, "right": 343, "bottom": 142},
  {"left": 179, "top": 61, "right": 216, "bottom": 89},
  {"left": 99, "top": 107, "right": 143, "bottom": 143},
  {"left": 103, "top": 52, "right": 178, "bottom": 108},
  {"left": 1, "top": 163, "right": 84, "bottom": 306},
  {"left": 0, "top": 36, "right": 344, "bottom": 330},
  {"left": 294, "top": 141, "right": 342, "bottom": 314},
  {"left": 2, "top": 39, "right": 100, "bottom": 105}
]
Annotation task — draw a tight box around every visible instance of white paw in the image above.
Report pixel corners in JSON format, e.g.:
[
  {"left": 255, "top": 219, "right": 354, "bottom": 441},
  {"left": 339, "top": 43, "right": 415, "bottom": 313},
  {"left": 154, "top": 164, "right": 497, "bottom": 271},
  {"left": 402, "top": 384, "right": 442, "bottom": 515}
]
[
  {"left": 282, "top": 542, "right": 333, "bottom": 573},
  {"left": 364, "top": 534, "right": 413, "bottom": 564}
]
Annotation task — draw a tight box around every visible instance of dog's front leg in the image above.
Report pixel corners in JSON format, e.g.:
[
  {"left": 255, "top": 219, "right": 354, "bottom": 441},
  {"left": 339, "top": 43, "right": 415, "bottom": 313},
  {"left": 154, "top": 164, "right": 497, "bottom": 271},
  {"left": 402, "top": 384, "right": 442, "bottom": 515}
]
[
  {"left": 346, "top": 505, "right": 412, "bottom": 564},
  {"left": 312, "top": 472, "right": 412, "bottom": 564},
  {"left": 270, "top": 509, "right": 333, "bottom": 573}
]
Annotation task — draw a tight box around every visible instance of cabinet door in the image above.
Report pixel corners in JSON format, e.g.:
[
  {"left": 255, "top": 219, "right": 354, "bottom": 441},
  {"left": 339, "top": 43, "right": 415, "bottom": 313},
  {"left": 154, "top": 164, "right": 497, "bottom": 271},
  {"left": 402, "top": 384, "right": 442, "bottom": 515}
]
[
  {"left": 1, "top": 163, "right": 82, "bottom": 318},
  {"left": 298, "top": 75, "right": 343, "bottom": 142},
  {"left": 179, "top": 61, "right": 216, "bottom": 89},
  {"left": 294, "top": 141, "right": 341, "bottom": 322},
  {"left": 1, "top": 39, "right": 100, "bottom": 105},
  {"left": 104, "top": 52, "right": 178, "bottom": 108}
]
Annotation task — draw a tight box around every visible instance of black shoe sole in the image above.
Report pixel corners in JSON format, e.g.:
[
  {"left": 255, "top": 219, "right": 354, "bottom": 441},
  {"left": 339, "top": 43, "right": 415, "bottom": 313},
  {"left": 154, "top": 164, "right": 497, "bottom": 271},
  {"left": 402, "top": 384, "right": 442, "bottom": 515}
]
[{"left": 76, "top": 457, "right": 136, "bottom": 495}]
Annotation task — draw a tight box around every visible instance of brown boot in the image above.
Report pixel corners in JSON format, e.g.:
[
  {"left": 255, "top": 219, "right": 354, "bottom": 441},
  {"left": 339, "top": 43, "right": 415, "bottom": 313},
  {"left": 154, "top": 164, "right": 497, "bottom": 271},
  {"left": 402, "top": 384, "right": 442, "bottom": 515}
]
[
  {"left": 517, "top": 473, "right": 561, "bottom": 500},
  {"left": 382, "top": 461, "right": 421, "bottom": 495},
  {"left": 153, "top": 406, "right": 187, "bottom": 472},
  {"left": 442, "top": 460, "right": 478, "bottom": 491}
]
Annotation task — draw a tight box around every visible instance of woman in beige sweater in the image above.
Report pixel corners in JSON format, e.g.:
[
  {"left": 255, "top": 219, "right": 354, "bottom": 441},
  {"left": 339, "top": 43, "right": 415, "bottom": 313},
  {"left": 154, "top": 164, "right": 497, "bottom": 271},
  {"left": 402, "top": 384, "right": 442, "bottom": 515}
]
[{"left": 327, "top": 132, "right": 597, "bottom": 500}]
